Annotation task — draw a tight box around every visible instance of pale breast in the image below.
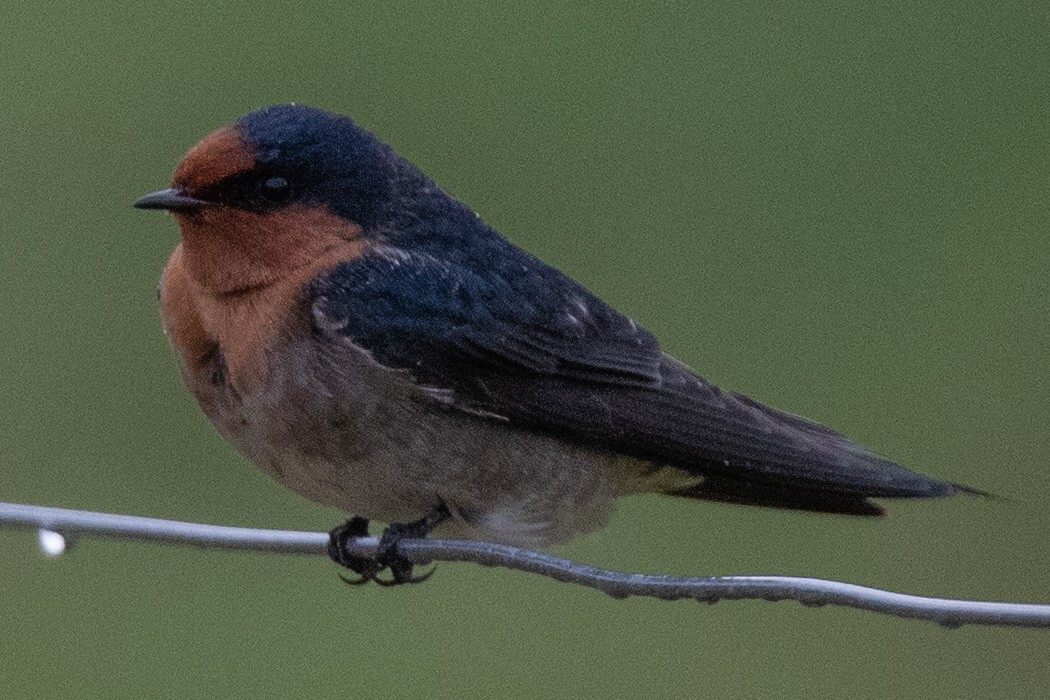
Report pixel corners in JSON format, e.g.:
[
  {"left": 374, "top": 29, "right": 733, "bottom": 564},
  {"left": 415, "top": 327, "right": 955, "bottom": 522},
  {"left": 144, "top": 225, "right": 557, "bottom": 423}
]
[{"left": 186, "top": 330, "right": 619, "bottom": 548}]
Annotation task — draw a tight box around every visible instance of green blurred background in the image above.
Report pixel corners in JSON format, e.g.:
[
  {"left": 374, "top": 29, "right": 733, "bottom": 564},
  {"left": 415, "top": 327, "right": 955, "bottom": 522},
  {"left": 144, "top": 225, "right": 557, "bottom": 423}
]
[{"left": 1, "top": 1, "right": 1047, "bottom": 697}]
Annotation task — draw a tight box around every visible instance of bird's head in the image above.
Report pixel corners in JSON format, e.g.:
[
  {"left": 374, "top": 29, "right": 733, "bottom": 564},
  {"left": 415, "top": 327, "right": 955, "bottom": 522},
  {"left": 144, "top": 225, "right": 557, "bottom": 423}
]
[{"left": 135, "top": 104, "right": 395, "bottom": 294}]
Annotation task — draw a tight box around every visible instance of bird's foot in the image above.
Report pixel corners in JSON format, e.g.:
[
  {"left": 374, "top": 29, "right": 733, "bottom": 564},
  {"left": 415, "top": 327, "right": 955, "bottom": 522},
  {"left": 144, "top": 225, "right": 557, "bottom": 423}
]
[
  {"left": 372, "top": 516, "right": 439, "bottom": 586},
  {"left": 328, "top": 506, "right": 450, "bottom": 586},
  {"left": 328, "top": 516, "right": 380, "bottom": 584}
]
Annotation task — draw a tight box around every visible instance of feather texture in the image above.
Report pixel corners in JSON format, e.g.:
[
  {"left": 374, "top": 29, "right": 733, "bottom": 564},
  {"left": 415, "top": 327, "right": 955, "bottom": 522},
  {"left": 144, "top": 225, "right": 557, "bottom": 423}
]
[{"left": 311, "top": 241, "right": 955, "bottom": 512}]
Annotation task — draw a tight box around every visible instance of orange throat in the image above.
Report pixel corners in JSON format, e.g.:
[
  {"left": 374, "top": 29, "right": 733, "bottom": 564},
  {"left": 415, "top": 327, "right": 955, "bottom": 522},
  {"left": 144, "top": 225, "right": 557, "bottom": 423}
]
[{"left": 160, "top": 204, "right": 365, "bottom": 392}]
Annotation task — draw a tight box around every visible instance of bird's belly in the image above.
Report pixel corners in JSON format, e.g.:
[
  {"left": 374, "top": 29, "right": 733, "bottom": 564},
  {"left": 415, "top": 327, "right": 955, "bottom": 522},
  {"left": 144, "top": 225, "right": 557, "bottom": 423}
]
[{"left": 183, "top": 336, "right": 618, "bottom": 548}]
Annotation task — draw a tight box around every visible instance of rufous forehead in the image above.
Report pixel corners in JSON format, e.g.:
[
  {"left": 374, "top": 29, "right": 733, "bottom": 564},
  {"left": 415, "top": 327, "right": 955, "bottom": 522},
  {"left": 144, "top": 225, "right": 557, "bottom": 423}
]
[{"left": 172, "top": 126, "right": 256, "bottom": 193}]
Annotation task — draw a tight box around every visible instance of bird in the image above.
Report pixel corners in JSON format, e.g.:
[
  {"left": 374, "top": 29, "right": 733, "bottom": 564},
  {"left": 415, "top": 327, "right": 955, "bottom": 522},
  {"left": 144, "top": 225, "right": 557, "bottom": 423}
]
[{"left": 134, "top": 104, "right": 979, "bottom": 584}]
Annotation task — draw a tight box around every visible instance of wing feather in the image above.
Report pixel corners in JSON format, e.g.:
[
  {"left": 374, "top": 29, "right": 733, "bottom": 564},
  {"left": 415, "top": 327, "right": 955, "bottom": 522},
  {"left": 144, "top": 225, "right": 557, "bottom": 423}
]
[{"left": 310, "top": 246, "right": 953, "bottom": 502}]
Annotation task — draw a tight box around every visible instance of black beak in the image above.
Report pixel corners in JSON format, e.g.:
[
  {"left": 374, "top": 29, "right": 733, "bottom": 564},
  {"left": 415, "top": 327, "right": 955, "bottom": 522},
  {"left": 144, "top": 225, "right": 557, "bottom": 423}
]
[{"left": 133, "top": 188, "right": 211, "bottom": 212}]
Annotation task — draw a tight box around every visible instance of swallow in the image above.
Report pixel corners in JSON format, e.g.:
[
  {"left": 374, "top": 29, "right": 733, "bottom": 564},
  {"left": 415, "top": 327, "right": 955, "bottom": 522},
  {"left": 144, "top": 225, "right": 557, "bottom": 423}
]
[{"left": 135, "top": 104, "right": 980, "bottom": 584}]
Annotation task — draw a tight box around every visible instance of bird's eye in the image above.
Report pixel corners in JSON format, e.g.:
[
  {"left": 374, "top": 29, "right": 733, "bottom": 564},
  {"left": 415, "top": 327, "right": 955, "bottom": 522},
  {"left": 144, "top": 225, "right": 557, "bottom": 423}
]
[{"left": 259, "top": 176, "right": 292, "bottom": 203}]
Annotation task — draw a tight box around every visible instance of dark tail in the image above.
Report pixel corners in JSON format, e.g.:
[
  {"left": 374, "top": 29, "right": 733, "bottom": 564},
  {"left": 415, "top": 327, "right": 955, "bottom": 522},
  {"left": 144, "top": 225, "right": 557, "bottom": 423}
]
[{"left": 674, "top": 476, "right": 993, "bottom": 517}]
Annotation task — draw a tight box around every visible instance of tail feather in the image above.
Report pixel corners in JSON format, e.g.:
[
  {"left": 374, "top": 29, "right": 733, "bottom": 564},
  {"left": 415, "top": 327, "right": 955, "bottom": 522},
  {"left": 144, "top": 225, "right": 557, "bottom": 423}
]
[
  {"left": 949, "top": 482, "right": 996, "bottom": 499},
  {"left": 674, "top": 477, "right": 887, "bottom": 516},
  {"left": 670, "top": 475, "right": 993, "bottom": 516}
]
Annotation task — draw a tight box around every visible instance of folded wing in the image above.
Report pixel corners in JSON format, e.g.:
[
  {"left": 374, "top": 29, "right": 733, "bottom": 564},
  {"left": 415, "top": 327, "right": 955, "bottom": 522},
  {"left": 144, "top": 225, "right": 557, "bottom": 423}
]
[{"left": 311, "top": 245, "right": 956, "bottom": 514}]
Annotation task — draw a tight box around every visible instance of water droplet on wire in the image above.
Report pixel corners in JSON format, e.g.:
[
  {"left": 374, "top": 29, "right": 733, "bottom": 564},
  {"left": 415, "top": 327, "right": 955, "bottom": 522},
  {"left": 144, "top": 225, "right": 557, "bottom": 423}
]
[{"left": 38, "top": 529, "right": 66, "bottom": 557}]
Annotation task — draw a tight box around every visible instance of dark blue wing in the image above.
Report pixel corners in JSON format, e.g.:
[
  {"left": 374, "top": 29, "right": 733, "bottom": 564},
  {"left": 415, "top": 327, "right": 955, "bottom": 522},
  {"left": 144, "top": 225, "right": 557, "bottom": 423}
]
[
  {"left": 311, "top": 244, "right": 955, "bottom": 509},
  {"left": 312, "top": 244, "right": 664, "bottom": 387}
]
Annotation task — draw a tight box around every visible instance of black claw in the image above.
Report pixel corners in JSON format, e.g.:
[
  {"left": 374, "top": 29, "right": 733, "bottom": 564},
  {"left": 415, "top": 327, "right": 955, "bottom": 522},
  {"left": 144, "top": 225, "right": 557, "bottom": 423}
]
[
  {"left": 328, "top": 516, "right": 378, "bottom": 581},
  {"left": 374, "top": 565, "right": 437, "bottom": 587},
  {"left": 338, "top": 572, "right": 376, "bottom": 586},
  {"left": 371, "top": 504, "right": 450, "bottom": 585},
  {"left": 327, "top": 506, "right": 450, "bottom": 586},
  {"left": 327, "top": 506, "right": 451, "bottom": 587}
]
